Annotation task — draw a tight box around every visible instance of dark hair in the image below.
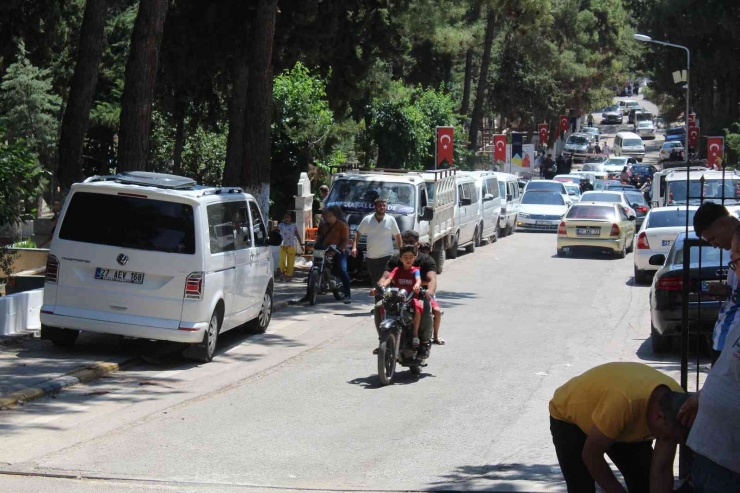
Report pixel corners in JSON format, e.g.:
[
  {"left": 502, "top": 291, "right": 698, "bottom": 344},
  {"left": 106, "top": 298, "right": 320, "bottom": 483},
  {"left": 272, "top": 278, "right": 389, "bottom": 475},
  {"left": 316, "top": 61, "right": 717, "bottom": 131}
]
[
  {"left": 659, "top": 390, "right": 692, "bottom": 431},
  {"left": 693, "top": 202, "right": 729, "bottom": 237},
  {"left": 324, "top": 205, "right": 343, "bottom": 221},
  {"left": 418, "top": 242, "right": 431, "bottom": 254},
  {"left": 401, "top": 230, "right": 420, "bottom": 243},
  {"left": 399, "top": 244, "right": 418, "bottom": 257}
]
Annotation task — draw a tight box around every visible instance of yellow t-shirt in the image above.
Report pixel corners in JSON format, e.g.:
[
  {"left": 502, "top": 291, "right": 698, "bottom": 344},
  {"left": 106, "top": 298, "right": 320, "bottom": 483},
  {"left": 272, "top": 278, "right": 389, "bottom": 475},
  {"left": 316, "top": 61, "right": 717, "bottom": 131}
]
[{"left": 549, "top": 362, "right": 683, "bottom": 442}]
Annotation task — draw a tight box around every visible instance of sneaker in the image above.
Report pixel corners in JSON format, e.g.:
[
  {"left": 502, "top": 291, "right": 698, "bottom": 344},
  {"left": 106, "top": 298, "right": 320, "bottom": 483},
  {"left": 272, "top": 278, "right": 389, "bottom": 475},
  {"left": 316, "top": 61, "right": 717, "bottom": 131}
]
[
  {"left": 372, "top": 348, "right": 379, "bottom": 355},
  {"left": 344, "top": 297, "right": 352, "bottom": 304},
  {"left": 412, "top": 337, "right": 420, "bottom": 347}
]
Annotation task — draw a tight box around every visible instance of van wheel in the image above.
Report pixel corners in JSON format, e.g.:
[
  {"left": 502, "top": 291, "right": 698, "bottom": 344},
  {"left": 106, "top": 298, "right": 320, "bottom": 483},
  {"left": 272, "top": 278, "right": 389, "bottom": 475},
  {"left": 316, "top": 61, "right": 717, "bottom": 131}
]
[
  {"left": 188, "top": 310, "right": 220, "bottom": 363},
  {"left": 497, "top": 222, "right": 506, "bottom": 238},
  {"left": 41, "top": 325, "right": 79, "bottom": 347},
  {"left": 557, "top": 248, "right": 567, "bottom": 257},
  {"left": 248, "top": 286, "right": 273, "bottom": 333},
  {"left": 446, "top": 234, "right": 459, "bottom": 259},
  {"left": 474, "top": 226, "right": 483, "bottom": 247},
  {"left": 465, "top": 228, "right": 477, "bottom": 253},
  {"left": 431, "top": 248, "right": 445, "bottom": 274}
]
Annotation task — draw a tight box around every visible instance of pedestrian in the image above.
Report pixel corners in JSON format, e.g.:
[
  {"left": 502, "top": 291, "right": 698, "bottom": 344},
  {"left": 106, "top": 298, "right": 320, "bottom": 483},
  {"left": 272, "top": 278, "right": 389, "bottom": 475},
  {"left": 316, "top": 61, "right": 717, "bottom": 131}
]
[
  {"left": 602, "top": 141, "right": 610, "bottom": 156},
  {"left": 677, "top": 226, "right": 740, "bottom": 493},
  {"left": 555, "top": 154, "right": 565, "bottom": 176},
  {"left": 537, "top": 153, "right": 546, "bottom": 178},
  {"left": 594, "top": 142, "right": 602, "bottom": 155},
  {"left": 542, "top": 154, "right": 554, "bottom": 179},
  {"left": 587, "top": 113, "right": 594, "bottom": 127},
  {"left": 550, "top": 362, "right": 689, "bottom": 493},
  {"left": 277, "top": 211, "right": 303, "bottom": 282},
  {"left": 692, "top": 202, "right": 740, "bottom": 365},
  {"left": 640, "top": 177, "right": 652, "bottom": 204},
  {"left": 352, "top": 195, "right": 402, "bottom": 338},
  {"left": 299, "top": 206, "right": 352, "bottom": 303},
  {"left": 620, "top": 166, "right": 630, "bottom": 183}
]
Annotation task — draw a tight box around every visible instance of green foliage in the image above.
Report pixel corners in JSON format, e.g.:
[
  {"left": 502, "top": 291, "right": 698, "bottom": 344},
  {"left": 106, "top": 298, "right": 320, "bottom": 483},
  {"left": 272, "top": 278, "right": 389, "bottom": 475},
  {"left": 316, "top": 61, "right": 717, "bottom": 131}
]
[
  {"left": 724, "top": 123, "right": 740, "bottom": 167},
  {"left": 0, "top": 136, "right": 46, "bottom": 231},
  {"left": 12, "top": 239, "right": 37, "bottom": 248},
  {"left": 0, "top": 41, "right": 62, "bottom": 170}
]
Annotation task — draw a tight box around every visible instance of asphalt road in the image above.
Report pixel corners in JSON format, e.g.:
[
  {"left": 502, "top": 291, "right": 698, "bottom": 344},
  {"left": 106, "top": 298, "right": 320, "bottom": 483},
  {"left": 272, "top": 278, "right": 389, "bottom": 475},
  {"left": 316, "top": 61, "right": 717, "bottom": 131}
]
[
  {"left": 595, "top": 94, "right": 664, "bottom": 167},
  {"left": 0, "top": 222, "right": 709, "bottom": 492}
]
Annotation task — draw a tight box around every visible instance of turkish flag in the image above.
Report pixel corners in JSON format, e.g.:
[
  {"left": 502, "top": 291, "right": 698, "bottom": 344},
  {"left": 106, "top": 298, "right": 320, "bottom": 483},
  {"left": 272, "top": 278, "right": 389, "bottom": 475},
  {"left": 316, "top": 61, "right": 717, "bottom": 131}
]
[
  {"left": 559, "top": 115, "right": 569, "bottom": 133},
  {"left": 493, "top": 135, "right": 507, "bottom": 163},
  {"left": 436, "top": 126, "right": 454, "bottom": 167},
  {"left": 707, "top": 136, "right": 724, "bottom": 168},
  {"left": 688, "top": 113, "right": 696, "bottom": 126},
  {"left": 688, "top": 126, "right": 700, "bottom": 148},
  {"left": 538, "top": 124, "right": 549, "bottom": 147}
]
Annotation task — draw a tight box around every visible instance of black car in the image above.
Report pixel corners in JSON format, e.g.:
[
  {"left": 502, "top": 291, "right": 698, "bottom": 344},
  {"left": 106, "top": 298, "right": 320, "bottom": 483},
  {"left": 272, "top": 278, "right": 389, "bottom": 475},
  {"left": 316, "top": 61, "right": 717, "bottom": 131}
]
[
  {"left": 628, "top": 164, "right": 658, "bottom": 182},
  {"left": 649, "top": 233, "right": 724, "bottom": 353}
]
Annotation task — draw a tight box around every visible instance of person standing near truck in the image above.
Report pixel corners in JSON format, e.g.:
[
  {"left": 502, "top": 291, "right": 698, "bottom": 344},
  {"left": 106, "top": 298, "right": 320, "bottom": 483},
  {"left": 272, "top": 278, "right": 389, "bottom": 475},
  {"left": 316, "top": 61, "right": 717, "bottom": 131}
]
[{"left": 352, "top": 195, "right": 402, "bottom": 343}]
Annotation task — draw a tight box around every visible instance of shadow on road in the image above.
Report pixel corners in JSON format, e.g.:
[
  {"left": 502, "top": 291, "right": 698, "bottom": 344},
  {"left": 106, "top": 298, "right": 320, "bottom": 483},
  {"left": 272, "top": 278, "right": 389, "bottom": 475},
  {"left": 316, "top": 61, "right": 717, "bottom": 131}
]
[
  {"left": 427, "top": 462, "right": 564, "bottom": 491},
  {"left": 634, "top": 336, "right": 711, "bottom": 377},
  {"left": 348, "top": 371, "right": 436, "bottom": 389}
]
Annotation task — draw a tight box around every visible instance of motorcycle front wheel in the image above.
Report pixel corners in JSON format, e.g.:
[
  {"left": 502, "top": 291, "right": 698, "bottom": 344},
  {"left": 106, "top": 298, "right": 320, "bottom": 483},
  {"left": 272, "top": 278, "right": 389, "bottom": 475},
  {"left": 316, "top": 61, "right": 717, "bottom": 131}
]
[
  {"left": 308, "top": 270, "right": 320, "bottom": 306},
  {"left": 377, "top": 332, "right": 397, "bottom": 386}
]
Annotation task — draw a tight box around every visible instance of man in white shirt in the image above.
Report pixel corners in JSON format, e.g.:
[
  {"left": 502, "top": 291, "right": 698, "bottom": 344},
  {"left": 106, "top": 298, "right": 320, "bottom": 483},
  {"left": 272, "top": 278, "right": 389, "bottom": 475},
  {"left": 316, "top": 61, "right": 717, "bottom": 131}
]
[{"left": 352, "top": 196, "right": 402, "bottom": 341}]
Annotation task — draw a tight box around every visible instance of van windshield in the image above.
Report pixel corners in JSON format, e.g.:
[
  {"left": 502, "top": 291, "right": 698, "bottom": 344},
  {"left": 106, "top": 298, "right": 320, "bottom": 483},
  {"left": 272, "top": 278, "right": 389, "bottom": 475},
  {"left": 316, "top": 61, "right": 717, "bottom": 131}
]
[
  {"left": 59, "top": 192, "right": 196, "bottom": 254},
  {"left": 567, "top": 136, "right": 589, "bottom": 145},
  {"left": 666, "top": 179, "right": 740, "bottom": 204},
  {"left": 624, "top": 139, "right": 643, "bottom": 147},
  {"left": 327, "top": 180, "right": 415, "bottom": 214}
]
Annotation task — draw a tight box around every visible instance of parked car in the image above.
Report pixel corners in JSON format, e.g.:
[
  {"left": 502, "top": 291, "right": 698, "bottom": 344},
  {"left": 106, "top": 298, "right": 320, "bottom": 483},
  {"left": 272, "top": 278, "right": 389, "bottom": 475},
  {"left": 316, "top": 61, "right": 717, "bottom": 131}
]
[
  {"left": 665, "top": 126, "right": 687, "bottom": 145},
  {"left": 580, "top": 191, "right": 637, "bottom": 218},
  {"left": 451, "top": 173, "right": 483, "bottom": 256},
  {"left": 614, "top": 132, "right": 646, "bottom": 161},
  {"left": 40, "top": 172, "right": 275, "bottom": 363},
  {"left": 634, "top": 206, "right": 699, "bottom": 284},
  {"left": 494, "top": 172, "right": 522, "bottom": 238},
  {"left": 649, "top": 232, "right": 722, "bottom": 353},
  {"left": 635, "top": 121, "right": 656, "bottom": 139},
  {"left": 659, "top": 141, "right": 685, "bottom": 163},
  {"left": 517, "top": 191, "right": 570, "bottom": 231},
  {"left": 622, "top": 190, "right": 649, "bottom": 229},
  {"left": 619, "top": 100, "right": 638, "bottom": 115},
  {"left": 562, "top": 133, "right": 594, "bottom": 163},
  {"left": 601, "top": 105, "right": 623, "bottom": 124},
  {"left": 464, "top": 171, "right": 503, "bottom": 245},
  {"left": 557, "top": 202, "right": 636, "bottom": 258}
]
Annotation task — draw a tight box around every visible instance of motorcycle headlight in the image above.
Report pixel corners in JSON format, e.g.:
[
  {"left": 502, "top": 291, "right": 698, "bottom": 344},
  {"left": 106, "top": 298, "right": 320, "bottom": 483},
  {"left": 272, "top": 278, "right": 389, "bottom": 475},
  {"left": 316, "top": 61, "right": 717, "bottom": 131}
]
[
  {"left": 384, "top": 289, "right": 394, "bottom": 299},
  {"left": 398, "top": 289, "right": 408, "bottom": 299}
]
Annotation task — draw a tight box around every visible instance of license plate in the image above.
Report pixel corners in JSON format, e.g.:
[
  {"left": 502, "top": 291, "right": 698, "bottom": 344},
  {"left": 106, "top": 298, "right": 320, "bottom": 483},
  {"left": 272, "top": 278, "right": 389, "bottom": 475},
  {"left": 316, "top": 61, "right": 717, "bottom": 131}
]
[
  {"left": 702, "top": 281, "right": 708, "bottom": 292},
  {"left": 313, "top": 249, "right": 325, "bottom": 259},
  {"left": 95, "top": 268, "right": 145, "bottom": 284},
  {"left": 577, "top": 228, "right": 600, "bottom": 236},
  {"left": 536, "top": 221, "right": 550, "bottom": 225},
  {"left": 662, "top": 240, "right": 672, "bottom": 247}
]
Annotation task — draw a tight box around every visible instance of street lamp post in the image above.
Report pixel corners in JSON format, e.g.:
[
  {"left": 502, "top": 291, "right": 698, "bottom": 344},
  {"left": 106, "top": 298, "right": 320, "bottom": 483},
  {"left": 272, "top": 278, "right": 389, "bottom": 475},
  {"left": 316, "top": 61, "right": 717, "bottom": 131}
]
[{"left": 633, "top": 33, "right": 690, "bottom": 164}]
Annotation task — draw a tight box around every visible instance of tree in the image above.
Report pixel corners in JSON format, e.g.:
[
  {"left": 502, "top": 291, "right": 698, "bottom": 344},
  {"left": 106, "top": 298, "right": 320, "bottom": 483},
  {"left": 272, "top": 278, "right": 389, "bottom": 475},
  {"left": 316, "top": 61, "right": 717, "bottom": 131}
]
[
  {"left": 469, "top": 9, "right": 496, "bottom": 151},
  {"left": 58, "top": 0, "right": 109, "bottom": 190},
  {"left": 117, "top": 0, "right": 169, "bottom": 172}
]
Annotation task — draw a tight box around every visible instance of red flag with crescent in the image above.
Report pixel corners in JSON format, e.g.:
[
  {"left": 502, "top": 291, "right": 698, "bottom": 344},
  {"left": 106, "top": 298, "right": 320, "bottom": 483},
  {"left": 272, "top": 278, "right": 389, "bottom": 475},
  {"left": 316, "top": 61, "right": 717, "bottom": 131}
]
[
  {"left": 493, "top": 134, "right": 506, "bottom": 163},
  {"left": 538, "top": 124, "right": 549, "bottom": 147},
  {"left": 688, "top": 126, "right": 699, "bottom": 148},
  {"left": 436, "top": 126, "right": 454, "bottom": 167},
  {"left": 688, "top": 113, "right": 696, "bottom": 126},
  {"left": 559, "top": 115, "right": 569, "bottom": 133},
  {"left": 707, "top": 136, "right": 724, "bottom": 168}
]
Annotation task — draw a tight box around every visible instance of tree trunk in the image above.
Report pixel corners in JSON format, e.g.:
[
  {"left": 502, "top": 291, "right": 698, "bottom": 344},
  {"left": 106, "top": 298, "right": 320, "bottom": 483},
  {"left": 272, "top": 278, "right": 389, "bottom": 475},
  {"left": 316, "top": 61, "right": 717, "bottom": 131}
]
[
  {"left": 58, "top": 0, "right": 109, "bottom": 190},
  {"left": 223, "top": 26, "right": 251, "bottom": 186},
  {"left": 460, "top": 48, "right": 474, "bottom": 115},
  {"left": 469, "top": 11, "right": 496, "bottom": 152},
  {"left": 242, "top": 0, "right": 277, "bottom": 215},
  {"left": 117, "top": 0, "right": 169, "bottom": 172},
  {"left": 172, "top": 95, "right": 186, "bottom": 176}
]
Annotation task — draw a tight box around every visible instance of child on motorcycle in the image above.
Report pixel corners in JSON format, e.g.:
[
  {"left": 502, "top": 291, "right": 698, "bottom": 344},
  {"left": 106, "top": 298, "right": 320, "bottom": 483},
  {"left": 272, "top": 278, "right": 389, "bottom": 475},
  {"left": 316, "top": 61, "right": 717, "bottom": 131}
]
[{"left": 376, "top": 245, "right": 424, "bottom": 347}]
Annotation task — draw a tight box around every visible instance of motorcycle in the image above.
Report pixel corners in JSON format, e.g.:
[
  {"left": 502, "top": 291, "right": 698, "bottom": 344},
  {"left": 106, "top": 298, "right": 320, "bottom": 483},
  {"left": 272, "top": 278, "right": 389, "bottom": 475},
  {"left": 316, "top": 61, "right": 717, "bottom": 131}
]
[
  {"left": 375, "top": 284, "right": 433, "bottom": 385},
  {"left": 306, "top": 243, "right": 347, "bottom": 306}
]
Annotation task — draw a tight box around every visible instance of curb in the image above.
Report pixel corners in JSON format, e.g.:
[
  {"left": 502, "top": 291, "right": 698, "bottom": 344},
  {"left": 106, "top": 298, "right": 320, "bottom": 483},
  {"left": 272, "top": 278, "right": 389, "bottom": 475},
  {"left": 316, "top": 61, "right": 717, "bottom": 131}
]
[{"left": 0, "top": 297, "right": 299, "bottom": 410}]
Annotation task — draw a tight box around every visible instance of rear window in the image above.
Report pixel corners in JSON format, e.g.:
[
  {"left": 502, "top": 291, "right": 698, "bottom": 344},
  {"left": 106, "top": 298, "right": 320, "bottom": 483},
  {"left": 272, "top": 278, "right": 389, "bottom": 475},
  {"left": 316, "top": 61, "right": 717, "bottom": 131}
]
[
  {"left": 59, "top": 192, "right": 196, "bottom": 254},
  {"left": 527, "top": 182, "right": 564, "bottom": 193},
  {"left": 647, "top": 209, "right": 697, "bottom": 229},
  {"left": 624, "top": 192, "right": 646, "bottom": 205},
  {"left": 624, "top": 139, "right": 643, "bottom": 147},
  {"left": 667, "top": 128, "right": 685, "bottom": 136},
  {"left": 567, "top": 206, "right": 616, "bottom": 221},
  {"left": 582, "top": 193, "right": 620, "bottom": 203}
]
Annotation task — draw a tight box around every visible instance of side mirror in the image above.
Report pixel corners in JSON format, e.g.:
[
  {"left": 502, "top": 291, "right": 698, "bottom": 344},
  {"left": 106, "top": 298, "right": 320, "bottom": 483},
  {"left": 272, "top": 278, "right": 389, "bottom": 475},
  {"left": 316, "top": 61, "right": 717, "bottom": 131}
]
[
  {"left": 419, "top": 206, "right": 434, "bottom": 221},
  {"left": 460, "top": 197, "right": 473, "bottom": 206},
  {"left": 506, "top": 194, "right": 513, "bottom": 202},
  {"left": 649, "top": 254, "right": 666, "bottom": 266},
  {"left": 628, "top": 215, "right": 636, "bottom": 221},
  {"left": 483, "top": 193, "right": 494, "bottom": 202}
]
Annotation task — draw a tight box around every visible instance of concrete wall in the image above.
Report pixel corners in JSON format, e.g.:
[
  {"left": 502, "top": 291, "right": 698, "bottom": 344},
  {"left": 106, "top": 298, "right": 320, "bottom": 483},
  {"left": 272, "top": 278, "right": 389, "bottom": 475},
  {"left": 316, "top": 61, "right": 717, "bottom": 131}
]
[
  {"left": 0, "top": 288, "right": 42, "bottom": 336},
  {"left": 2, "top": 248, "right": 48, "bottom": 276}
]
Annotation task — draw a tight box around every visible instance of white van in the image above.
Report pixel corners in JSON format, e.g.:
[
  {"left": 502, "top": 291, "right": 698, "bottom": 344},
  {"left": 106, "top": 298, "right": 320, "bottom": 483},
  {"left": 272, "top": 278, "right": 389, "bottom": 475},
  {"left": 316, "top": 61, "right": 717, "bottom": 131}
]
[
  {"left": 614, "top": 132, "right": 646, "bottom": 162},
  {"left": 40, "top": 172, "right": 275, "bottom": 363},
  {"left": 463, "top": 171, "right": 502, "bottom": 244},
  {"left": 448, "top": 173, "right": 481, "bottom": 257},
  {"left": 494, "top": 172, "right": 521, "bottom": 237}
]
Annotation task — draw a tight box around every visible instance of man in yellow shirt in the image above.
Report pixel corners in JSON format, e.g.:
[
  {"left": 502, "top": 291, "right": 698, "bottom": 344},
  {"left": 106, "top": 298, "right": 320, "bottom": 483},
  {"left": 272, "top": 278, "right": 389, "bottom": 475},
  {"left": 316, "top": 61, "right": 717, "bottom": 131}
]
[{"left": 549, "top": 362, "right": 689, "bottom": 493}]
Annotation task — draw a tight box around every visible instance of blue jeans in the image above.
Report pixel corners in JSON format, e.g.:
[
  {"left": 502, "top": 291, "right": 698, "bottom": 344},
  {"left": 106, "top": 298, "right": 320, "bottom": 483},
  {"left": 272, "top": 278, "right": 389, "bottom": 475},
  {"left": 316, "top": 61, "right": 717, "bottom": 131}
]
[
  {"left": 334, "top": 252, "right": 352, "bottom": 298},
  {"left": 692, "top": 453, "right": 740, "bottom": 493}
]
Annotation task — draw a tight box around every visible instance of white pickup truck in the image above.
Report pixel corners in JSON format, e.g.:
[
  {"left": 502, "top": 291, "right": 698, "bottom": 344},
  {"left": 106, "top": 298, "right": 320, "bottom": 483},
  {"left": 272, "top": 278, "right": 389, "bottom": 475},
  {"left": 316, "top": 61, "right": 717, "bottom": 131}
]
[
  {"left": 651, "top": 167, "right": 740, "bottom": 209},
  {"left": 327, "top": 168, "right": 457, "bottom": 274}
]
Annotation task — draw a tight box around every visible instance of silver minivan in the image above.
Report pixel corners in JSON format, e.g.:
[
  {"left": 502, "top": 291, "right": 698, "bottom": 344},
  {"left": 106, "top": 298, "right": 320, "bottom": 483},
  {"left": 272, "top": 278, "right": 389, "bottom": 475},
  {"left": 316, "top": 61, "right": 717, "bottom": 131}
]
[
  {"left": 614, "top": 132, "right": 646, "bottom": 162},
  {"left": 494, "top": 172, "right": 521, "bottom": 237},
  {"left": 462, "top": 171, "right": 502, "bottom": 244},
  {"left": 449, "top": 174, "right": 481, "bottom": 257}
]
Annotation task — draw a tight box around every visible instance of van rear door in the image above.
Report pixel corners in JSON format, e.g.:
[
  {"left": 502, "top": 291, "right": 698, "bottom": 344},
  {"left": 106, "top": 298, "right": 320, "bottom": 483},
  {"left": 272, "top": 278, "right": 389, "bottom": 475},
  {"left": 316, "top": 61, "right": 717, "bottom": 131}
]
[{"left": 51, "top": 191, "right": 199, "bottom": 328}]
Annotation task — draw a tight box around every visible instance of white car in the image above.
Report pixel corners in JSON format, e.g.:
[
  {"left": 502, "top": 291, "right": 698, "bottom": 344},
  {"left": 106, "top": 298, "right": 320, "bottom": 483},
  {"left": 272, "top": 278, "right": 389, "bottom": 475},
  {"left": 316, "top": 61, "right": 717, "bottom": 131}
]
[
  {"left": 40, "top": 171, "right": 275, "bottom": 363},
  {"left": 659, "top": 141, "right": 684, "bottom": 162},
  {"left": 633, "top": 206, "right": 699, "bottom": 284},
  {"left": 564, "top": 183, "right": 582, "bottom": 202},
  {"left": 581, "top": 191, "right": 637, "bottom": 219},
  {"left": 604, "top": 156, "right": 639, "bottom": 178},
  {"left": 635, "top": 121, "right": 656, "bottom": 139},
  {"left": 517, "top": 191, "right": 570, "bottom": 231},
  {"left": 524, "top": 179, "right": 572, "bottom": 204}
]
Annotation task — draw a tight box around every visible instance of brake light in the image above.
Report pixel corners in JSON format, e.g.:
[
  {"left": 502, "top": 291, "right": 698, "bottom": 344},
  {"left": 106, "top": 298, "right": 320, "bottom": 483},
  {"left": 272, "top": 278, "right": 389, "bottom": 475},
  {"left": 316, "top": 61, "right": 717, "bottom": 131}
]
[
  {"left": 636, "top": 206, "right": 648, "bottom": 213},
  {"left": 184, "top": 272, "right": 204, "bottom": 300},
  {"left": 558, "top": 222, "right": 567, "bottom": 235},
  {"left": 610, "top": 224, "right": 620, "bottom": 237},
  {"left": 637, "top": 232, "right": 650, "bottom": 249},
  {"left": 45, "top": 255, "right": 59, "bottom": 283},
  {"left": 657, "top": 277, "right": 683, "bottom": 291}
]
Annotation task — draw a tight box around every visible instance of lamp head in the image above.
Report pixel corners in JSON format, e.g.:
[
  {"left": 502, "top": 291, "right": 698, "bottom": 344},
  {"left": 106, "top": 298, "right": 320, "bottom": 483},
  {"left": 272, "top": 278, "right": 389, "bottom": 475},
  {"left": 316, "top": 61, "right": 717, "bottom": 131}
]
[{"left": 634, "top": 34, "right": 652, "bottom": 42}]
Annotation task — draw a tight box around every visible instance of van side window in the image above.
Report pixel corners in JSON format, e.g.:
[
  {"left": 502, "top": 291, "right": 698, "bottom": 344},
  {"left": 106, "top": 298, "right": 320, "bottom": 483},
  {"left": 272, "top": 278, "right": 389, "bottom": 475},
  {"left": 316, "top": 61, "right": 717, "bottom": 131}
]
[
  {"left": 228, "top": 201, "right": 251, "bottom": 250},
  {"left": 499, "top": 181, "right": 506, "bottom": 200},
  {"left": 486, "top": 178, "right": 499, "bottom": 198},
  {"left": 467, "top": 183, "right": 479, "bottom": 202},
  {"left": 458, "top": 184, "right": 467, "bottom": 204},
  {"left": 248, "top": 201, "right": 268, "bottom": 247},
  {"left": 207, "top": 203, "right": 236, "bottom": 254},
  {"left": 419, "top": 185, "right": 428, "bottom": 212}
]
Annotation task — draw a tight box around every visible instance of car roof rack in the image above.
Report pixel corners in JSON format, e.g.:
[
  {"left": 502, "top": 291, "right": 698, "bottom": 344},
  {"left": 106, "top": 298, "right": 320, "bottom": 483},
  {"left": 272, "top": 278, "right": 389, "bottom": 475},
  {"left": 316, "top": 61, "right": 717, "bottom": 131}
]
[
  {"left": 200, "top": 186, "right": 244, "bottom": 196},
  {"left": 83, "top": 172, "right": 197, "bottom": 190}
]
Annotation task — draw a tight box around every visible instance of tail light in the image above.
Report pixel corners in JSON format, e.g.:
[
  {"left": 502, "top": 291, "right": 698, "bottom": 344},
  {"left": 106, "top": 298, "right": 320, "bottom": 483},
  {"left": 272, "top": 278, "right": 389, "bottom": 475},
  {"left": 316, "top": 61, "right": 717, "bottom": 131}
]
[
  {"left": 45, "top": 255, "right": 59, "bottom": 284},
  {"left": 558, "top": 222, "right": 567, "bottom": 235},
  {"left": 637, "top": 232, "right": 650, "bottom": 249},
  {"left": 184, "top": 272, "right": 204, "bottom": 300},
  {"left": 610, "top": 224, "right": 621, "bottom": 237},
  {"left": 657, "top": 277, "right": 683, "bottom": 291},
  {"left": 636, "top": 206, "right": 648, "bottom": 213}
]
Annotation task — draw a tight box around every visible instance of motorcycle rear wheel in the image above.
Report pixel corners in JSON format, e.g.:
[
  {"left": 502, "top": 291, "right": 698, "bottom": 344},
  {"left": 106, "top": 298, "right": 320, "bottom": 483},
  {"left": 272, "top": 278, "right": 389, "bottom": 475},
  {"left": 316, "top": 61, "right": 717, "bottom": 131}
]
[
  {"left": 377, "top": 332, "right": 397, "bottom": 386},
  {"left": 308, "top": 271, "right": 319, "bottom": 306}
]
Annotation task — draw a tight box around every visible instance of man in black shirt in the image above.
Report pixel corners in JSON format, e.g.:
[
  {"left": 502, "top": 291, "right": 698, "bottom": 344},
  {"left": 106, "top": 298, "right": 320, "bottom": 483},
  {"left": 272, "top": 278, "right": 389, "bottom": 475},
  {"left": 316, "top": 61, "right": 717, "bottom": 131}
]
[{"left": 382, "top": 230, "right": 444, "bottom": 345}]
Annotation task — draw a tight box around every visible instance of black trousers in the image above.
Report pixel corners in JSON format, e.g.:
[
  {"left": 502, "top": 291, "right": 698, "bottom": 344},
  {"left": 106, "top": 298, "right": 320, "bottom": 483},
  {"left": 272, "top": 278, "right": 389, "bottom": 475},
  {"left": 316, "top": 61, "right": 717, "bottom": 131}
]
[{"left": 550, "top": 417, "right": 653, "bottom": 493}]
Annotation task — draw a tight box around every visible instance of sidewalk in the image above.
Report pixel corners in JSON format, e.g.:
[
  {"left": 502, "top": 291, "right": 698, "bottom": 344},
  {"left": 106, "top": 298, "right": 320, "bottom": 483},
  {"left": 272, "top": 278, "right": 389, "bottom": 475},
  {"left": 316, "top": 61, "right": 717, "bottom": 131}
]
[{"left": 0, "top": 269, "right": 309, "bottom": 407}]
